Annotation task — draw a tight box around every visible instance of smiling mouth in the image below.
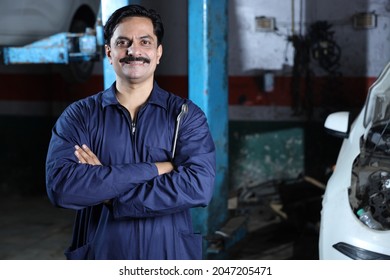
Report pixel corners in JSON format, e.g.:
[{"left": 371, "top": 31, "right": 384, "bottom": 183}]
[{"left": 119, "top": 56, "right": 151, "bottom": 64}]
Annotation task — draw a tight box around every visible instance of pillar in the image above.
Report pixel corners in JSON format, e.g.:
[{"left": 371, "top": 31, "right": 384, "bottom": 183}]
[{"left": 188, "top": 0, "right": 229, "bottom": 248}]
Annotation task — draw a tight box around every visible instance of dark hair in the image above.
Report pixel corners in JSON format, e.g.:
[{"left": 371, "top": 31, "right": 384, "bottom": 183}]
[{"left": 104, "top": 4, "right": 164, "bottom": 46}]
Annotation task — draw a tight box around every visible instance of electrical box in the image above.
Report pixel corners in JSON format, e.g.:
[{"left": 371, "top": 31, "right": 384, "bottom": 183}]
[
  {"left": 263, "top": 72, "right": 274, "bottom": 92},
  {"left": 255, "top": 16, "right": 276, "bottom": 32},
  {"left": 353, "top": 13, "right": 377, "bottom": 29}
]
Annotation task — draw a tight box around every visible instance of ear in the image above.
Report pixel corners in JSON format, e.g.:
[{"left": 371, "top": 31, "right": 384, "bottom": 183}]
[
  {"left": 156, "top": 44, "right": 163, "bottom": 65},
  {"left": 105, "top": 44, "right": 113, "bottom": 64}
]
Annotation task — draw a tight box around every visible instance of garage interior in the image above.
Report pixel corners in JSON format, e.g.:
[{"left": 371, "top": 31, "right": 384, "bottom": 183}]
[{"left": 0, "top": 0, "right": 387, "bottom": 260}]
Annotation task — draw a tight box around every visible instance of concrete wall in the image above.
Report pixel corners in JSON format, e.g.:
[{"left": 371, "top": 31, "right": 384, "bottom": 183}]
[{"left": 153, "top": 0, "right": 390, "bottom": 77}]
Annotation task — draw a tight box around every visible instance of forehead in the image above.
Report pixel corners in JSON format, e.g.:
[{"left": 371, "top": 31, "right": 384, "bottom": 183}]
[{"left": 113, "top": 16, "right": 155, "bottom": 38}]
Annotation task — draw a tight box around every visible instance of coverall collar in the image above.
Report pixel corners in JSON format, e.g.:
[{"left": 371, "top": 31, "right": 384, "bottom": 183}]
[{"left": 101, "top": 81, "right": 168, "bottom": 111}]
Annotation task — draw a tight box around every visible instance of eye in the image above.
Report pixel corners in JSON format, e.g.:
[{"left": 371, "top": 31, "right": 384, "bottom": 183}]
[
  {"left": 141, "top": 39, "right": 152, "bottom": 46},
  {"left": 116, "top": 39, "right": 130, "bottom": 48}
]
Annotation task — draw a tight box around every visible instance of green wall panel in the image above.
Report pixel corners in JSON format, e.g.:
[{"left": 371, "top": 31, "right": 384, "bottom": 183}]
[{"left": 229, "top": 121, "right": 304, "bottom": 189}]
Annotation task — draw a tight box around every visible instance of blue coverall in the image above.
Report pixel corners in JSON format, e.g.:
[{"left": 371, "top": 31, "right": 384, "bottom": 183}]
[{"left": 45, "top": 82, "right": 216, "bottom": 259}]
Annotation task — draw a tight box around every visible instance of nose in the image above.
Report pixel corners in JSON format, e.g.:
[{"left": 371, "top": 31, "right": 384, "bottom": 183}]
[{"left": 127, "top": 43, "right": 141, "bottom": 56}]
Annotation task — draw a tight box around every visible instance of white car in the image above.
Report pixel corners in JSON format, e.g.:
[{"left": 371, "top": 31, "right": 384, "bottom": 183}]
[
  {"left": 319, "top": 61, "right": 390, "bottom": 259},
  {"left": 0, "top": 0, "right": 101, "bottom": 82}
]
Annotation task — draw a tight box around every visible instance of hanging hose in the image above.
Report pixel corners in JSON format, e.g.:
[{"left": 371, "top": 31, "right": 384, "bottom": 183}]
[{"left": 308, "top": 21, "right": 341, "bottom": 75}]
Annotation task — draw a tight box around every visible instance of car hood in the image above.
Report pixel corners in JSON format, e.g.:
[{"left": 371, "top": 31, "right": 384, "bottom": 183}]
[{"left": 364, "top": 62, "right": 390, "bottom": 128}]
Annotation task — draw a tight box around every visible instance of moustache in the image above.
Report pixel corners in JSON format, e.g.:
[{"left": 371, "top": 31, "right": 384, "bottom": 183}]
[{"left": 119, "top": 56, "right": 151, "bottom": 64}]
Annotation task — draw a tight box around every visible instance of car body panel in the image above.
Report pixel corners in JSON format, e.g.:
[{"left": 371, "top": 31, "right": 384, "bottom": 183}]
[{"left": 319, "top": 62, "right": 390, "bottom": 259}]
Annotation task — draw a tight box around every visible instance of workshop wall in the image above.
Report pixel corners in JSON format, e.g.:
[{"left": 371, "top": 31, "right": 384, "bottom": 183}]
[{"left": 1, "top": 0, "right": 389, "bottom": 195}]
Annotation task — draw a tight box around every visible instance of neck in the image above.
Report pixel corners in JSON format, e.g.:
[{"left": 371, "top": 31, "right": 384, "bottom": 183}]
[{"left": 115, "top": 79, "right": 154, "bottom": 118}]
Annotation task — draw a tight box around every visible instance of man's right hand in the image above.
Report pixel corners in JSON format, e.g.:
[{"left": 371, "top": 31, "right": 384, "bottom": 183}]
[{"left": 74, "top": 144, "right": 102, "bottom": 166}]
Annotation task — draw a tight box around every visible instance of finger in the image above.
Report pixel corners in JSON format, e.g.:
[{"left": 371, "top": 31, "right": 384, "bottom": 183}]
[
  {"left": 77, "top": 145, "right": 94, "bottom": 162},
  {"left": 75, "top": 145, "right": 93, "bottom": 164},
  {"left": 74, "top": 147, "right": 86, "bottom": 164},
  {"left": 81, "top": 144, "right": 102, "bottom": 165},
  {"left": 81, "top": 144, "right": 95, "bottom": 157},
  {"left": 76, "top": 144, "right": 102, "bottom": 166}
]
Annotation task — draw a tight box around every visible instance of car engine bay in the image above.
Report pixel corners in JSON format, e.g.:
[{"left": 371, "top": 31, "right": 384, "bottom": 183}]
[{"left": 349, "top": 122, "right": 390, "bottom": 230}]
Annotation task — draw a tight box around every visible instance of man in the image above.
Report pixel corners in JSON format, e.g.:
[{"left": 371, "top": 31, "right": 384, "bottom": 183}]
[{"left": 45, "top": 4, "right": 216, "bottom": 260}]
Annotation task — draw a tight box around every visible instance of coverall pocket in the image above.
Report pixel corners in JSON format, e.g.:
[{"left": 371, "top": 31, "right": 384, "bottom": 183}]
[
  {"left": 64, "top": 243, "right": 91, "bottom": 260},
  {"left": 177, "top": 231, "right": 203, "bottom": 260}
]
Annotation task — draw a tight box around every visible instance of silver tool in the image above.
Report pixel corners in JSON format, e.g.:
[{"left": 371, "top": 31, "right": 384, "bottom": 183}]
[{"left": 172, "top": 103, "right": 188, "bottom": 159}]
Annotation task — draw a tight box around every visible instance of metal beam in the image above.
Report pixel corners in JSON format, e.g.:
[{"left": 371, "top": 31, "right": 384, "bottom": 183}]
[{"left": 188, "top": 0, "right": 229, "bottom": 251}]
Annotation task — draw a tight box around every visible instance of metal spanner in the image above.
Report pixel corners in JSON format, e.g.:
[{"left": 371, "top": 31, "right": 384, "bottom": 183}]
[{"left": 172, "top": 103, "right": 188, "bottom": 159}]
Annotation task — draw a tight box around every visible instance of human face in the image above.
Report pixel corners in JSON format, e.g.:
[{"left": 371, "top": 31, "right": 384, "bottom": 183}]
[{"left": 105, "top": 16, "right": 162, "bottom": 85}]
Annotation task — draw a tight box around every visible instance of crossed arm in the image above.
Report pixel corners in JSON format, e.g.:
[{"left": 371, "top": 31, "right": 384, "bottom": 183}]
[
  {"left": 74, "top": 144, "right": 174, "bottom": 175},
  {"left": 74, "top": 144, "right": 175, "bottom": 207}
]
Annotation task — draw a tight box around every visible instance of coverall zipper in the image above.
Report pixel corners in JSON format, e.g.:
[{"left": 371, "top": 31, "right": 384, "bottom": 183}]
[
  {"left": 131, "top": 121, "right": 136, "bottom": 135},
  {"left": 117, "top": 105, "right": 137, "bottom": 161}
]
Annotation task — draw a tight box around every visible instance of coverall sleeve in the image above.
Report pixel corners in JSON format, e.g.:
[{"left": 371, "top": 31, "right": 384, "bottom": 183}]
[
  {"left": 45, "top": 103, "right": 159, "bottom": 210},
  {"left": 111, "top": 103, "right": 216, "bottom": 218}
]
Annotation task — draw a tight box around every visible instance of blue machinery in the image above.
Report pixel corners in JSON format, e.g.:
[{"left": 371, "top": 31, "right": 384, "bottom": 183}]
[
  {"left": 2, "top": 0, "right": 237, "bottom": 258},
  {"left": 1, "top": 30, "right": 101, "bottom": 65}
]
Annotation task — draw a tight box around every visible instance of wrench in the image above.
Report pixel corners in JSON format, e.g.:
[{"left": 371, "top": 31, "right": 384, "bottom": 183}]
[{"left": 172, "top": 103, "right": 188, "bottom": 159}]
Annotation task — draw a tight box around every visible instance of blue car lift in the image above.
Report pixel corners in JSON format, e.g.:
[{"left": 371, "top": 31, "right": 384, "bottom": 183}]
[{"left": 0, "top": 30, "right": 102, "bottom": 65}]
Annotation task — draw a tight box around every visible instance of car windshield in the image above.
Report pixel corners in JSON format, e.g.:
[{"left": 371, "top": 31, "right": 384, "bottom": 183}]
[{"left": 364, "top": 62, "right": 390, "bottom": 128}]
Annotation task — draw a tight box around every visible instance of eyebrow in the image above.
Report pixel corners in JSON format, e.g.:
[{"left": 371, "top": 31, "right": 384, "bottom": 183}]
[
  {"left": 139, "top": 35, "right": 154, "bottom": 41},
  {"left": 115, "top": 35, "right": 155, "bottom": 41}
]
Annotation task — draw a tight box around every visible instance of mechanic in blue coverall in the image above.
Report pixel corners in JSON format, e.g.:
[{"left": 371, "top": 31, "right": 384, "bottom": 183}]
[{"left": 45, "top": 4, "right": 216, "bottom": 260}]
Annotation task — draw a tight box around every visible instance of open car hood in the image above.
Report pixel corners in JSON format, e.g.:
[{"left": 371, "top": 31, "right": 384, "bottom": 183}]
[{"left": 364, "top": 62, "right": 390, "bottom": 128}]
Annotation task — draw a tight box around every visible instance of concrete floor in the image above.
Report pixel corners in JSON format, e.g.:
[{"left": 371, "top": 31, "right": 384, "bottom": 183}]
[
  {"left": 0, "top": 194, "right": 319, "bottom": 260},
  {"left": 0, "top": 195, "right": 73, "bottom": 260}
]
